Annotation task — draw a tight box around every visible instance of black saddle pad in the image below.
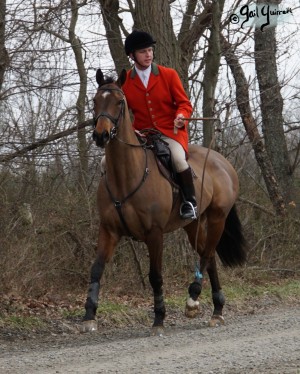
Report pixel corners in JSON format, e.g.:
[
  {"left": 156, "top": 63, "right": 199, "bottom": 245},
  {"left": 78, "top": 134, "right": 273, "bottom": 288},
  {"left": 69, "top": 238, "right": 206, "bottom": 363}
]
[{"left": 138, "top": 130, "right": 173, "bottom": 173}]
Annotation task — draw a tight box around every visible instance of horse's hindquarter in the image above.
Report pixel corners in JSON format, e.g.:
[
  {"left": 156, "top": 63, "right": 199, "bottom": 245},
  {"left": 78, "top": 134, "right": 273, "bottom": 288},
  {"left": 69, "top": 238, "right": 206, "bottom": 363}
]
[{"left": 188, "top": 145, "right": 239, "bottom": 213}]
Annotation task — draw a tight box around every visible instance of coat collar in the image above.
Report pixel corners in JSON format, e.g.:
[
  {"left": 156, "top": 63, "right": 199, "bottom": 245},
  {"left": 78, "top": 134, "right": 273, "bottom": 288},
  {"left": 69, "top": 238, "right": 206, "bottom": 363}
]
[{"left": 130, "top": 63, "right": 159, "bottom": 79}]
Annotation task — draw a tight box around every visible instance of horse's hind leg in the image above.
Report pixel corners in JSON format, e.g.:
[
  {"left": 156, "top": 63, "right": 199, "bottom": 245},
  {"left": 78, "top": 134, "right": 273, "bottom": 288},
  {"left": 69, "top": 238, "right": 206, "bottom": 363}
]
[
  {"left": 183, "top": 220, "right": 205, "bottom": 318},
  {"left": 206, "top": 257, "right": 225, "bottom": 326},
  {"left": 184, "top": 213, "right": 226, "bottom": 322},
  {"left": 80, "top": 227, "right": 119, "bottom": 333},
  {"left": 146, "top": 227, "right": 166, "bottom": 336}
]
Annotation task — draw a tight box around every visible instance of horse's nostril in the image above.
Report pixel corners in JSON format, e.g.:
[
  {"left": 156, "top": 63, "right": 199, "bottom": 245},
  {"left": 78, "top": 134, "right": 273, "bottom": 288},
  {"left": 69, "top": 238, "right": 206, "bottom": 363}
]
[
  {"left": 93, "top": 130, "right": 110, "bottom": 148},
  {"left": 103, "top": 131, "right": 110, "bottom": 143}
]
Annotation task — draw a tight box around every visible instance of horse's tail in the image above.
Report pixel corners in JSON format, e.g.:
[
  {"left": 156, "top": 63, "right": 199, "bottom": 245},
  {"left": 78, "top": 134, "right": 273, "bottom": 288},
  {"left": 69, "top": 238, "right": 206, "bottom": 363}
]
[{"left": 216, "top": 204, "right": 247, "bottom": 267}]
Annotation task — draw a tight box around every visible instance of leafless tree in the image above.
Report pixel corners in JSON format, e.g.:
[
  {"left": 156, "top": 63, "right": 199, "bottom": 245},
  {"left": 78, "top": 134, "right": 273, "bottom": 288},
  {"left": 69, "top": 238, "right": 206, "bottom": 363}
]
[
  {"left": 0, "top": 0, "right": 8, "bottom": 91},
  {"left": 254, "top": 0, "right": 295, "bottom": 207}
]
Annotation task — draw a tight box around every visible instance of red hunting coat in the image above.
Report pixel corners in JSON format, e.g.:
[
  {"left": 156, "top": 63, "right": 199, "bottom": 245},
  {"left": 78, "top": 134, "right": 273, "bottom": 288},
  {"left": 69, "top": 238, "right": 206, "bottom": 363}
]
[{"left": 122, "top": 63, "right": 193, "bottom": 153}]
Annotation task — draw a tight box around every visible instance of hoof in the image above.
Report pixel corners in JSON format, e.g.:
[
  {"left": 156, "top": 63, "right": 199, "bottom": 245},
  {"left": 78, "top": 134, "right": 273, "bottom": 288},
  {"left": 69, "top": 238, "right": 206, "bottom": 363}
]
[
  {"left": 151, "top": 325, "right": 165, "bottom": 337},
  {"left": 208, "top": 315, "right": 225, "bottom": 327},
  {"left": 185, "top": 297, "right": 200, "bottom": 318},
  {"left": 79, "top": 320, "right": 98, "bottom": 333}
]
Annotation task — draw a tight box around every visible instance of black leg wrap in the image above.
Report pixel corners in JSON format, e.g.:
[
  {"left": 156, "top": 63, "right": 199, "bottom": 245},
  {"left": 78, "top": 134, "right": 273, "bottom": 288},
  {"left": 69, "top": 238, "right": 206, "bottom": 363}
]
[
  {"left": 83, "top": 282, "right": 100, "bottom": 321},
  {"left": 153, "top": 294, "right": 166, "bottom": 326},
  {"left": 212, "top": 290, "right": 225, "bottom": 315},
  {"left": 87, "top": 282, "right": 100, "bottom": 305},
  {"left": 188, "top": 281, "right": 202, "bottom": 301}
]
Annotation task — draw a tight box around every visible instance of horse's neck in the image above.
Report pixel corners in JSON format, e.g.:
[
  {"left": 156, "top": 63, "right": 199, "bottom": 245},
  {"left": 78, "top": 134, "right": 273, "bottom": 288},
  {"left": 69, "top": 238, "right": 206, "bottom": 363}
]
[{"left": 105, "top": 112, "right": 145, "bottom": 188}]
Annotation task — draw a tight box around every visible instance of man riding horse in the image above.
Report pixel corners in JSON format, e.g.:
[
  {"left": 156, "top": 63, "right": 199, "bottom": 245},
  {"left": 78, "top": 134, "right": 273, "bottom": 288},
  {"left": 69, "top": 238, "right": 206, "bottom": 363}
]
[{"left": 121, "top": 30, "right": 197, "bottom": 220}]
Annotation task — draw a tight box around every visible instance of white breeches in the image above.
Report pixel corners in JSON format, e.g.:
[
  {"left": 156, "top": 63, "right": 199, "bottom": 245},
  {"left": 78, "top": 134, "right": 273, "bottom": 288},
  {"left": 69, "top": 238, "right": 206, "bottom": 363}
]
[{"left": 161, "top": 135, "right": 189, "bottom": 173}]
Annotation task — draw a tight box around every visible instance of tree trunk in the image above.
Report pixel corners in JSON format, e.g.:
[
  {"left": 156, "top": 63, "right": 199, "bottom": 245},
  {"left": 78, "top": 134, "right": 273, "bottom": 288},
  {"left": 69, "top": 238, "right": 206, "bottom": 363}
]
[
  {"left": 221, "top": 35, "right": 286, "bottom": 216},
  {"left": 133, "top": 0, "right": 212, "bottom": 92},
  {"left": 178, "top": 1, "right": 212, "bottom": 91},
  {"left": 69, "top": 0, "right": 89, "bottom": 190},
  {"left": 98, "top": 0, "right": 131, "bottom": 74},
  {"left": 99, "top": 1, "right": 212, "bottom": 94},
  {"left": 202, "top": 0, "right": 224, "bottom": 148},
  {"left": 134, "top": 0, "right": 179, "bottom": 69},
  {"left": 0, "top": 0, "right": 8, "bottom": 92},
  {"left": 254, "top": 0, "right": 293, "bottom": 203}
]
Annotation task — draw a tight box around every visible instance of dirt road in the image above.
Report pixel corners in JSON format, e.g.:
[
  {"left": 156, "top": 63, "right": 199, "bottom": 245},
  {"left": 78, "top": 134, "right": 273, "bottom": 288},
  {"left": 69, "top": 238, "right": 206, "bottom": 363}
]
[{"left": 0, "top": 307, "right": 299, "bottom": 373}]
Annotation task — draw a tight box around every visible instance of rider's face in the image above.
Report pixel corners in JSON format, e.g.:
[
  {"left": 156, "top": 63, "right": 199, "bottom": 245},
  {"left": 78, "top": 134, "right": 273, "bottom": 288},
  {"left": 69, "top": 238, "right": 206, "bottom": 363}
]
[{"left": 131, "top": 47, "right": 154, "bottom": 70}]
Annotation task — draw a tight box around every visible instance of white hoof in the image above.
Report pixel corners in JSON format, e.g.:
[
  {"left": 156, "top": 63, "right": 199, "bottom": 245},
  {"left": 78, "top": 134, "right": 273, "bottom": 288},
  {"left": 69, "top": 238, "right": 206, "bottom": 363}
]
[
  {"left": 151, "top": 326, "right": 165, "bottom": 337},
  {"left": 185, "top": 297, "right": 200, "bottom": 318},
  {"left": 79, "top": 320, "right": 98, "bottom": 333}
]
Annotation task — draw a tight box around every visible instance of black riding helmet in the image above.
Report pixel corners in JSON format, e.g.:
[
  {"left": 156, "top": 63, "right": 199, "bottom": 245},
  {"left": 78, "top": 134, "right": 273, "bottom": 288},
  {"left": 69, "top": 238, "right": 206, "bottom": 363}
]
[{"left": 125, "top": 30, "right": 156, "bottom": 55}]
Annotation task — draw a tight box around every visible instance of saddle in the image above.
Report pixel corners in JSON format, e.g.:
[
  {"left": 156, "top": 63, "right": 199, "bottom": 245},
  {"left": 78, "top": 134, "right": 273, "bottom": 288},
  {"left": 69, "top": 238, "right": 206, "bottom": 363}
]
[{"left": 137, "top": 129, "right": 177, "bottom": 186}]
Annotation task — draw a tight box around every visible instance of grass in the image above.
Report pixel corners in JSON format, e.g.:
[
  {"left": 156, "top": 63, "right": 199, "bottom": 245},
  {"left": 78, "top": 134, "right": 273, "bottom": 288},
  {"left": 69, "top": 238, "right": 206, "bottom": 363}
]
[
  {"left": 0, "top": 315, "right": 47, "bottom": 330},
  {"left": 220, "top": 270, "right": 300, "bottom": 300},
  {"left": 222, "top": 279, "right": 299, "bottom": 302}
]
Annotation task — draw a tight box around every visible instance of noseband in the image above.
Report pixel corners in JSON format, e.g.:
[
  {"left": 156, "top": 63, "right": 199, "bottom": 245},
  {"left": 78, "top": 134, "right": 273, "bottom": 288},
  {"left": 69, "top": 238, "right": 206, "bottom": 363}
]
[{"left": 93, "top": 87, "right": 125, "bottom": 139}]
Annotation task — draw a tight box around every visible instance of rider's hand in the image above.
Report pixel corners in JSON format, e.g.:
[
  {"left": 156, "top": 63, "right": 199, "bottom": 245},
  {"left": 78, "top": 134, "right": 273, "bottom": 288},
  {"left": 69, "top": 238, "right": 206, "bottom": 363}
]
[{"left": 174, "top": 113, "right": 185, "bottom": 129}]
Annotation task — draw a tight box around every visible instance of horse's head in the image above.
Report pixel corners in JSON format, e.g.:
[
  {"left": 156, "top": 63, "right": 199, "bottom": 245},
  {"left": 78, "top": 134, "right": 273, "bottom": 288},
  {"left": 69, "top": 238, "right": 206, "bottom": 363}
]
[{"left": 92, "top": 69, "right": 127, "bottom": 148}]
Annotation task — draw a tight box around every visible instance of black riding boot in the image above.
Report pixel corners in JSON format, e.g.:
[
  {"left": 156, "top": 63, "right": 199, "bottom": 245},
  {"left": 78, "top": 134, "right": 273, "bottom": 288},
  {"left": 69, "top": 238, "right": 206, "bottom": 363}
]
[{"left": 177, "top": 167, "right": 198, "bottom": 220}]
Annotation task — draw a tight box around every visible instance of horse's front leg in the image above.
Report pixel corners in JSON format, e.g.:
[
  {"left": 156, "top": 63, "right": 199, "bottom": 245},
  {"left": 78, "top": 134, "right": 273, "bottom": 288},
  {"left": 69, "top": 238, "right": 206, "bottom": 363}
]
[
  {"left": 146, "top": 227, "right": 165, "bottom": 336},
  {"left": 80, "top": 227, "right": 119, "bottom": 333}
]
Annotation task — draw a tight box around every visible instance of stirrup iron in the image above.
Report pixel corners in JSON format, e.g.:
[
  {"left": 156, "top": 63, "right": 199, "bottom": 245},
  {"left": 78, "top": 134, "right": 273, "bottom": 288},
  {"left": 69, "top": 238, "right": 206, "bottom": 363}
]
[{"left": 180, "top": 201, "right": 197, "bottom": 220}]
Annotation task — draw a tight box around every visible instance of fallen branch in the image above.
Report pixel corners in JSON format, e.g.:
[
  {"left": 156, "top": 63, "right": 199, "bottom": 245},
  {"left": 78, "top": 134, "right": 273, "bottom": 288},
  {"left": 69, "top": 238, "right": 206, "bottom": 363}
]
[
  {"left": 238, "top": 197, "right": 276, "bottom": 216},
  {"left": 238, "top": 197, "right": 300, "bottom": 225},
  {"left": 0, "top": 119, "right": 93, "bottom": 163},
  {"left": 247, "top": 266, "right": 299, "bottom": 274}
]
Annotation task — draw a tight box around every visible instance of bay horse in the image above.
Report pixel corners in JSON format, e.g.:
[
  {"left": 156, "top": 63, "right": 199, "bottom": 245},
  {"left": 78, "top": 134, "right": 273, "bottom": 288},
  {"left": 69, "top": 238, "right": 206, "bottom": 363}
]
[{"left": 81, "top": 68, "right": 247, "bottom": 334}]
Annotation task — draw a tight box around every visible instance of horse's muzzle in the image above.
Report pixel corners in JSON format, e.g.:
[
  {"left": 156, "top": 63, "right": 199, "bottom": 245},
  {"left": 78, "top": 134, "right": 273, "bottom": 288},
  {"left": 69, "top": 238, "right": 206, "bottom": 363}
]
[{"left": 93, "top": 130, "right": 110, "bottom": 148}]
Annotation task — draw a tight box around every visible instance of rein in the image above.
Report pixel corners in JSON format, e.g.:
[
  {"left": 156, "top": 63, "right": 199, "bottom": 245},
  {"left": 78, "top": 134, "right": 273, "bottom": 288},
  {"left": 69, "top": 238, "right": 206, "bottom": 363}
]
[{"left": 104, "top": 147, "right": 149, "bottom": 239}]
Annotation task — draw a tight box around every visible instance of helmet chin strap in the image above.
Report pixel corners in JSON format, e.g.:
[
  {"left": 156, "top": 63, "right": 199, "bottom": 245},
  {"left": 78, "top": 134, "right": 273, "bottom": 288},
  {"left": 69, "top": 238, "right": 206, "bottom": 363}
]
[
  {"left": 131, "top": 54, "right": 153, "bottom": 70},
  {"left": 130, "top": 49, "right": 154, "bottom": 68}
]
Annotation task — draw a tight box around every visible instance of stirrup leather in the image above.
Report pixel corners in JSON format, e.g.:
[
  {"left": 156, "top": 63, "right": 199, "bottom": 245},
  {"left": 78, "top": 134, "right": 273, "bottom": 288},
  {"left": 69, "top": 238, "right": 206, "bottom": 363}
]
[{"left": 180, "top": 201, "right": 197, "bottom": 220}]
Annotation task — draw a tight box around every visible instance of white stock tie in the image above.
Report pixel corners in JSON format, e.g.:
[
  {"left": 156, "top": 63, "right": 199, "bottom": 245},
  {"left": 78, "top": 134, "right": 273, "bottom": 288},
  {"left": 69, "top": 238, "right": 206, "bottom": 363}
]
[{"left": 142, "top": 72, "right": 148, "bottom": 88}]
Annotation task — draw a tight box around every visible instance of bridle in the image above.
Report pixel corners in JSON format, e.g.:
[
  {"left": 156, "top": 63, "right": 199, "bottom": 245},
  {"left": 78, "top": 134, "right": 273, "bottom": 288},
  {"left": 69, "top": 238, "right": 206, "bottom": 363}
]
[
  {"left": 93, "top": 85, "right": 148, "bottom": 148},
  {"left": 93, "top": 86, "right": 125, "bottom": 140}
]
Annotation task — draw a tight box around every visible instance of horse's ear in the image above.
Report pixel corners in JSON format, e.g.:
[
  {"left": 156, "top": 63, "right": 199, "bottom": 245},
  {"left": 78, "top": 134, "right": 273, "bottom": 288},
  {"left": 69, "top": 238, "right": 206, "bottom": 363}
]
[
  {"left": 96, "top": 69, "right": 104, "bottom": 86},
  {"left": 116, "top": 69, "right": 127, "bottom": 87}
]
